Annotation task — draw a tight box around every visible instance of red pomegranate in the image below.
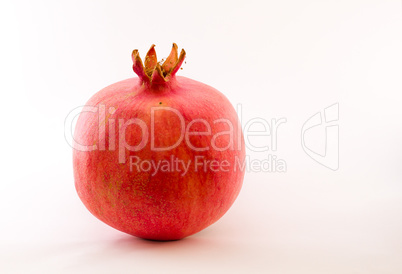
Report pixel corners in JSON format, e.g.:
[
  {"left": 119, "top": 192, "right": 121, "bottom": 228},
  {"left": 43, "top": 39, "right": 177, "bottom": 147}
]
[{"left": 73, "top": 44, "right": 245, "bottom": 240}]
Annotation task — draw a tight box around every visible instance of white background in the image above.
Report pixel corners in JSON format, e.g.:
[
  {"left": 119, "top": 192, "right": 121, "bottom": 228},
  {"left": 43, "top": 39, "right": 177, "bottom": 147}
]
[{"left": 1, "top": 0, "right": 402, "bottom": 273}]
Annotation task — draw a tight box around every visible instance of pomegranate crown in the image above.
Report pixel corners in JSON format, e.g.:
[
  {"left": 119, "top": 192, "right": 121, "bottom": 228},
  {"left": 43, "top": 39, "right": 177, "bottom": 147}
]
[{"left": 132, "top": 43, "right": 186, "bottom": 85}]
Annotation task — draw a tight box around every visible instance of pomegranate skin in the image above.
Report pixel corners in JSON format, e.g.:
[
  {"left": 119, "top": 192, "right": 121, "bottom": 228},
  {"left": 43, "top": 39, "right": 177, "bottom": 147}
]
[{"left": 73, "top": 45, "right": 245, "bottom": 240}]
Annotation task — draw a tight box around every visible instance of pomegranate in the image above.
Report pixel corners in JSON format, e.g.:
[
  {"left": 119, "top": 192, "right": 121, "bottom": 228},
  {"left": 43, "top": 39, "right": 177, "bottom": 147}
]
[{"left": 73, "top": 44, "right": 245, "bottom": 240}]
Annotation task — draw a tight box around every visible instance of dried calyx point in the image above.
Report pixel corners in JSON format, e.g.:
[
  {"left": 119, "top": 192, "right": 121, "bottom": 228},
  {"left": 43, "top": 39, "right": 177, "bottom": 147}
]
[{"left": 132, "top": 43, "right": 186, "bottom": 84}]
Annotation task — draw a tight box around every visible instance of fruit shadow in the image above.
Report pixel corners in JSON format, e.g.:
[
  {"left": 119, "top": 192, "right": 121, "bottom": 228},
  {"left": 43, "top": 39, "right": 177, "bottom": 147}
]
[
  {"left": 104, "top": 228, "right": 243, "bottom": 260},
  {"left": 110, "top": 231, "right": 212, "bottom": 252}
]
